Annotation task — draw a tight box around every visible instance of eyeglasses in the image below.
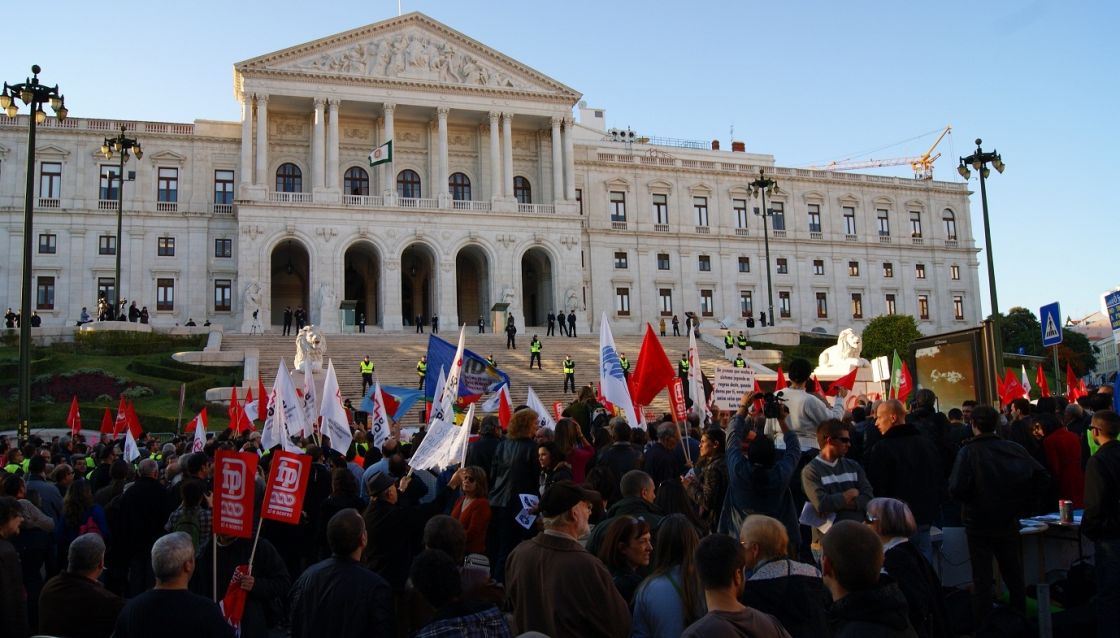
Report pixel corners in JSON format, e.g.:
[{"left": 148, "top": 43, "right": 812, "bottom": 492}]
[{"left": 865, "top": 513, "right": 879, "bottom": 523}]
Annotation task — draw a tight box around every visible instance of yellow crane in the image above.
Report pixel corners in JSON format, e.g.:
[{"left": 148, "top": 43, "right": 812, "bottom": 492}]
[{"left": 807, "top": 125, "right": 952, "bottom": 180}]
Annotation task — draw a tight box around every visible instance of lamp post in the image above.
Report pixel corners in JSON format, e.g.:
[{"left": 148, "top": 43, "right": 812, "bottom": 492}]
[
  {"left": 1, "top": 65, "right": 67, "bottom": 444},
  {"left": 100, "top": 126, "right": 142, "bottom": 312},
  {"left": 958, "top": 138, "right": 1006, "bottom": 379},
  {"left": 748, "top": 169, "right": 780, "bottom": 327}
]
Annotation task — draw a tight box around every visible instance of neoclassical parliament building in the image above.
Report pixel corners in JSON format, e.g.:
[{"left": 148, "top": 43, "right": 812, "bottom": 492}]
[{"left": 0, "top": 13, "right": 981, "bottom": 336}]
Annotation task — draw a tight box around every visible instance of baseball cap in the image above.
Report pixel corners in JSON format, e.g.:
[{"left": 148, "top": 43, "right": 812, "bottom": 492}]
[{"left": 538, "top": 480, "right": 601, "bottom": 517}]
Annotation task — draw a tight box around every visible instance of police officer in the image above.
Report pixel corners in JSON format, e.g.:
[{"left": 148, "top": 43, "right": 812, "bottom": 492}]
[
  {"left": 724, "top": 331, "right": 734, "bottom": 350},
  {"left": 416, "top": 355, "right": 427, "bottom": 390},
  {"left": 487, "top": 354, "right": 498, "bottom": 369},
  {"left": 678, "top": 354, "right": 691, "bottom": 401},
  {"left": 734, "top": 354, "right": 747, "bottom": 368},
  {"left": 737, "top": 331, "right": 748, "bottom": 350},
  {"left": 563, "top": 355, "right": 576, "bottom": 393},
  {"left": 619, "top": 352, "right": 631, "bottom": 380},
  {"left": 360, "top": 355, "right": 375, "bottom": 394},
  {"left": 546, "top": 311, "right": 556, "bottom": 337},
  {"left": 282, "top": 306, "right": 293, "bottom": 336},
  {"left": 529, "top": 335, "right": 543, "bottom": 369}
]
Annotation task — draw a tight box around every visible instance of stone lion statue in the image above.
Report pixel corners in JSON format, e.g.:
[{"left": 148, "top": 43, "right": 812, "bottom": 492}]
[
  {"left": 293, "top": 325, "right": 326, "bottom": 372},
  {"left": 818, "top": 328, "right": 869, "bottom": 370}
]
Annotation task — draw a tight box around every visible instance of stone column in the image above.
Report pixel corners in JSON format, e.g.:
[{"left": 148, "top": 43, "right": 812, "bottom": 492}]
[
  {"left": 240, "top": 96, "right": 253, "bottom": 189},
  {"left": 563, "top": 116, "right": 576, "bottom": 200},
  {"left": 437, "top": 106, "right": 449, "bottom": 204},
  {"left": 502, "top": 112, "right": 514, "bottom": 199},
  {"left": 488, "top": 112, "right": 501, "bottom": 201},
  {"left": 326, "top": 99, "right": 340, "bottom": 192},
  {"left": 382, "top": 103, "right": 396, "bottom": 198},
  {"left": 551, "top": 117, "right": 563, "bottom": 204},
  {"left": 254, "top": 94, "right": 269, "bottom": 187},
  {"left": 311, "top": 98, "right": 326, "bottom": 192}
]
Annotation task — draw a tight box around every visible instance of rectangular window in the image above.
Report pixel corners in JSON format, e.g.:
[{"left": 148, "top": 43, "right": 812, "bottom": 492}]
[
  {"left": 740, "top": 291, "right": 753, "bottom": 317},
  {"left": 953, "top": 295, "right": 964, "bottom": 320},
  {"left": 738, "top": 257, "right": 750, "bottom": 273},
  {"left": 877, "top": 209, "right": 890, "bottom": 236},
  {"left": 609, "top": 191, "right": 626, "bottom": 222},
  {"left": 659, "top": 289, "right": 673, "bottom": 316},
  {"left": 36, "top": 276, "right": 55, "bottom": 310},
  {"left": 944, "top": 213, "right": 958, "bottom": 240},
  {"left": 698, "top": 255, "right": 711, "bottom": 272},
  {"left": 950, "top": 264, "right": 960, "bottom": 281},
  {"left": 156, "top": 278, "right": 175, "bottom": 311},
  {"left": 613, "top": 251, "right": 628, "bottom": 269},
  {"left": 98, "top": 235, "right": 116, "bottom": 256},
  {"left": 776, "top": 258, "right": 788, "bottom": 274},
  {"left": 843, "top": 206, "right": 857, "bottom": 235},
  {"left": 657, "top": 253, "right": 670, "bottom": 270},
  {"left": 885, "top": 294, "right": 896, "bottom": 315},
  {"left": 215, "top": 238, "right": 232, "bottom": 258},
  {"left": 779, "top": 291, "right": 791, "bottom": 318},
  {"left": 918, "top": 294, "right": 930, "bottom": 320},
  {"left": 915, "top": 264, "right": 926, "bottom": 279},
  {"left": 100, "top": 164, "right": 120, "bottom": 201},
  {"left": 700, "top": 289, "right": 714, "bottom": 317},
  {"left": 770, "top": 201, "right": 786, "bottom": 231},
  {"left": 910, "top": 211, "right": 923, "bottom": 238},
  {"left": 39, "top": 162, "right": 61, "bottom": 198},
  {"left": 576, "top": 188, "right": 583, "bottom": 215},
  {"left": 848, "top": 261, "right": 860, "bottom": 277},
  {"left": 97, "top": 277, "right": 116, "bottom": 305},
  {"left": 157, "top": 167, "right": 178, "bottom": 202},
  {"left": 812, "top": 259, "right": 824, "bottom": 276},
  {"left": 851, "top": 293, "right": 863, "bottom": 319},
  {"left": 214, "top": 279, "right": 232, "bottom": 312},
  {"left": 733, "top": 199, "right": 748, "bottom": 229},
  {"left": 615, "top": 287, "right": 631, "bottom": 316},
  {"left": 38, "top": 233, "right": 57, "bottom": 254},
  {"left": 883, "top": 262, "right": 894, "bottom": 278},
  {"left": 694, "top": 196, "right": 709, "bottom": 227},
  {"left": 214, "top": 170, "right": 235, "bottom": 205},
  {"left": 652, "top": 193, "right": 669, "bottom": 225},
  {"left": 157, "top": 237, "right": 176, "bottom": 257},
  {"left": 816, "top": 292, "right": 828, "bottom": 319},
  {"left": 808, "top": 204, "right": 822, "bottom": 233}
]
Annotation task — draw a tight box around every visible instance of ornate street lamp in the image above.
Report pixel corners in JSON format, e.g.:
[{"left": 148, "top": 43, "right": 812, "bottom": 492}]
[
  {"left": 101, "top": 125, "right": 142, "bottom": 310},
  {"left": 747, "top": 169, "right": 780, "bottom": 327},
  {"left": 1, "top": 65, "right": 67, "bottom": 444},
  {"left": 958, "top": 138, "right": 1006, "bottom": 378}
]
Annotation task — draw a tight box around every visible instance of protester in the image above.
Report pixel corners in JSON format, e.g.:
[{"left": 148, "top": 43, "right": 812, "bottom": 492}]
[
  {"left": 554, "top": 417, "right": 595, "bottom": 482},
  {"left": 738, "top": 514, "right": 830, "bottom": 638},
  {"left": 58, "top": 480, "right": 109, "bottom": 563},
  {"left": 596, "top": 515, "right": 652, "bottom": 607},
  {"left": 117, "top": 458, "right": 170, "bottom": 595},
  {"left": 630, "top": 513, "right": 705, "bottom": 637},
  {"left": 801, "top": 419, "right": 873, "bottom": 559},
  {"left": 190, "top": 531, "right": 290, "bottom": 638},
  {"left": 488, "top": 408, "right": 540, "bottom": 582},
  {"left": 0, "top": 496, "right": 27, "bottom": 638},
  {"left": 653, "top": 479, "right": 706, "bottom": 535},
  {"left": 1037, "top": 412, "right": 1086, "bottom": 508},
  {"left": 683, "top": 427, "right": 728, "bottom": 532},
  {"left": 316, "top": 468, "right": 368, "bottom": 560},
  {"left": 1082, "top": 408, "right": 1120, "bottom": 636},
  {"left": 25, "top": 455, "right": 63, "bottom": 522},
  {"left": 587, "top": 470, "right": 664, "bottom": 555},
  {"left": 538, "top": 441, "right": 573, "bottom": 494},
  {"left": 682, "top": 533, "right": 791, "bottom": 638},
  {"left": 38, "top": 533, "right": 126, "bottom": 638},
  {"left": 446, "top": 466, "right": 491, "bottom": 555},
  {"left": 821, "top": 520, "right": 918, "bottom": 637},
  {"left": 410, "top": 548, "right": 511, "bottom": 638},
  {"left": 777, "top": 358, "right": 846, "bottom": 447},
  {"left": 362, "top": 470, "right": 428, "bottom": 589},
  {"left": 596, "top": 418, "right": 644, "bottom": 501},
  {"left": 466, "top": 416, "right": 502, "bottom": 477}
]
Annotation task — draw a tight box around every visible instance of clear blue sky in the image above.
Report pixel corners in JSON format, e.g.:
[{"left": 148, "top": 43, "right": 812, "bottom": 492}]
[{"left": 4, "top": 1, "right": 1115, "bottom": 322}]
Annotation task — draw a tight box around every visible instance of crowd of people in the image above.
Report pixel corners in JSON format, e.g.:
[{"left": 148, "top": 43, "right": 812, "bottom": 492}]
[{"left": 0, "top": 355, "right": 1117, "bottom": 638}]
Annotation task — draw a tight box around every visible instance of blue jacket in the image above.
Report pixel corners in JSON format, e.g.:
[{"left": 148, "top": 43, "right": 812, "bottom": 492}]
[{"left": 720, "top": 415, "right": 802, "bottom": 553}]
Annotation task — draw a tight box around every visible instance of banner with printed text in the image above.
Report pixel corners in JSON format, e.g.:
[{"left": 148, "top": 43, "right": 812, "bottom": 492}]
[
  {"left": 213, "top": 450, "right": 258, "bottom": 538},
  {"left": 261, "top": 451, "right": 310, "bottom": 525}
]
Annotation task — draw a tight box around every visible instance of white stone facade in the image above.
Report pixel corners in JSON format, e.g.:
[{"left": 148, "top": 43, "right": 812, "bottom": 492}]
[{"left": 0, "top": 12, "right": 980, "bottom": 336}]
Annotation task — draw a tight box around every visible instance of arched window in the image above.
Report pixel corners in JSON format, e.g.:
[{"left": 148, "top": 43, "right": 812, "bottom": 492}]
[
  {"left": 344, "top": 167, "right": 369, "bottom": 196},
  {"left": 514, "top": 176, "right": 532, "bottom": 204},
  {"left": 397, "top": 169, "right": 422, "bottom": 198},
  {"left": 449, "top": 172, "right": 471, "bottom": 201},
  {"left": 275, "top": 163, "right": 302, "bottom": 193},
  {"left": 942, "top": 209, "right": 957, "bottom": 240}
]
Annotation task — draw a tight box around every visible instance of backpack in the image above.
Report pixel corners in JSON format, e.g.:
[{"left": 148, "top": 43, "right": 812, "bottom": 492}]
[{"left": 173, "top": 507, "right": 204, "bottom": 557}]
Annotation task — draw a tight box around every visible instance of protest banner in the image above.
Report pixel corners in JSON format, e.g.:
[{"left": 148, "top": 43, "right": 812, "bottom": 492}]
[
  {"left": 213, "top": 450, "right": 258, "bottom": 538},
  {"left": 712, "top": 366, "right": 756, "bottom": 410},
  {"left": 669, "top": 378, "right": 688, "bottom": 423},
  {"left": 261, "top": 451, "right": 310, "bottom": 525}
]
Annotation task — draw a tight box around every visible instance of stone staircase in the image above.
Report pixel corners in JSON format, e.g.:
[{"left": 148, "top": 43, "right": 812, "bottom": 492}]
[{"left": 219, "top": 330, "right": 730, "bottom": 416}]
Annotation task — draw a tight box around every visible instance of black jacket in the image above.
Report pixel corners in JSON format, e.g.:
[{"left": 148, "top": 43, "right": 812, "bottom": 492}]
[
  {"left": 1084, "top": 439, "right": 1120, "bottom": 541},
  {"left": 289, "top": 556, "right": 395, "bottom": 638},
  {"left": 884, "top": 542, "right": 951, "bottom": 638},
  {"left": 466, "top": 435, "right": 501, "bottom": 477},
  {"left": 488, "top": 437, "right": 538, "bottom": 508},
  {"left": 948, "top": 433, "right": 1047, "bottom": 535},
  {"left": 190, "top": 537, "right": 291, "bottom": 638},
  {"left": 829, "top": 581, "right": 918, "bottom": 638},
  {"left": 906, "top": 407, "right": 955, "bottom": 479},
  {"left": 865, "top": 423, "right": 943, "bottom": 526},
  {"left": 585, "top": 496, "right": 665, "bottom": 556},
  {"left": 741, "top": 568, "right": 831, "bottom": 638},
  {"left": 597, "top": 443, "right": 643, "bottom": 497},
  {"left": 116, "top": 477, "right": 170, "bottom": 559}
]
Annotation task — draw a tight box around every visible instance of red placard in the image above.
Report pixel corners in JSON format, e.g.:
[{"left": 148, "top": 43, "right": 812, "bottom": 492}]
[
  {"left": 669, "top": 378, "right": 688, "bottom": 423},
  {"left": 552, "top": 401, "right": 564, "bottom": 421},
  {"left": 213, "top": 450, "right": 258, "bottom": 538},
  {"left": 261, "top": 451, "right": 310, "bottom": 525}
]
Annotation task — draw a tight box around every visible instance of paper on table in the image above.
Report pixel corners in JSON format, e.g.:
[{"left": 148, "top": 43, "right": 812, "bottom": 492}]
[{"left": 799, "top": 502, "right": 836, "bottom": 533}]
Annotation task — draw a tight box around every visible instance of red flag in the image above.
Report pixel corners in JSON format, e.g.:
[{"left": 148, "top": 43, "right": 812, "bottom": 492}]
[
  {"left": 126, "top": 401, "right": 142, "bottom": 439},
  {"left": 897, "top": 362, "right": 913, "bottom": 403},
  {"left": 1036, "top": 364, "right": 1050, "bottom": 398},
  {"left": 811, "top": 375, "right": 822, "bottom": 394},
  {"left": 261, "top": 451, "right": 310, "bottom": 525},
  {"left": 827, "top": 367, "right": 859, "bottom": 396},
  {"left": 1066, "top": 362, "right": 1087, "bottom": 401},
  {"left": 1001, "top": 368, "right": 1026, "bottom": 405},
  {"left": 228, "top": 387, "right": 242, "bottom": 433},
  {"left": 258, "top": 378, "right": 268, "bottom": 422},
  {"left": 669, "top": 378, "right": 688, "bottom": 423},
  {"left": 213, "top": 450, "right": 258, "bottom": 537},
  {"left": 775, "top": 365, "right": 787, "bottom": 391},
  {"left": 219, "top": 564, "right": 250, "bottom": 631},
  {"left": 113, "top": 397, "right": 128, "bottom": 436},
  {"left": 552, "top": 401, "right": 564, "bottom": 421},
  {"left": 629, "top": 324, "right": 676, "bottom": 406},
  {"left": 99, "top": 407, "right": 113, "bottom": 434},
  {"left": 498, "top": 385, "right": 512, "bottom": 430},
  {"left": 66, "top": 396, "right": 81, "bottom": 436}
]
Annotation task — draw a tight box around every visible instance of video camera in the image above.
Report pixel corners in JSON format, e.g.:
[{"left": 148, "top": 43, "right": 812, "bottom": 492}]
[{"left": 762, "top": 391, "right": 786, "bottom": 419}]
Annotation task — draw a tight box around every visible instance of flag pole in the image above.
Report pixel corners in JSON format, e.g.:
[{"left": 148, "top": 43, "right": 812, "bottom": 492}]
[
  {"left": 177, "top": 383, "right": 186, "bottom": 435},
  {"left": 212, "top": 532, "right": 218, "bottom": 602},
  {"left": 247, "top": 516, "right": 266, "bottom": 575}
]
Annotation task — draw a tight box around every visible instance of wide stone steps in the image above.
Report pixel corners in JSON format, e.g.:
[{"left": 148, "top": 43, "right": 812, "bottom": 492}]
[{"left": 220, "top": 330, "right": 727, "bottom": 419}]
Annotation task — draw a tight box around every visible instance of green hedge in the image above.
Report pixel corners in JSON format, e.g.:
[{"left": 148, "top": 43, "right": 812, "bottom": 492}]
[
  {"left": 126, "top": 361, "right": 206, "bottom": 382},
  {"left": 72, "top": 331, "right": 207, "bottom": 355}
]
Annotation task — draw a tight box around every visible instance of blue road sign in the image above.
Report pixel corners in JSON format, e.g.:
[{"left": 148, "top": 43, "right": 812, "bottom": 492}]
[{"left": 1040, "top": 302, "right": 1062, "bottom": 347}]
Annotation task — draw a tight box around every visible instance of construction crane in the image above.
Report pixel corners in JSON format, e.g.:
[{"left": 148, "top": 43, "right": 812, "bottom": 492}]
[{"left": 807, "top": 125, "right": 952, "bottom": 180}]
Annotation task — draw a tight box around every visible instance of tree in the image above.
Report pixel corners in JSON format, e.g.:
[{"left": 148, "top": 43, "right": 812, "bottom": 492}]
[
  {"left": 861, "top": 315, "right": 923, "bottom": 360},
  {"left": 1058, "top": 329, "right": 1099, "bottom": 377},
  {"left": 998, "top": 307, "right": 1044, "bottom": 357}
]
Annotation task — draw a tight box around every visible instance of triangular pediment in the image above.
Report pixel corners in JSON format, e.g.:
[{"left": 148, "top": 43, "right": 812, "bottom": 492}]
[
  {"left": 235, "top": 12, "right": 580, "bottom": 101},
  {"left": 148, "top": 150, "right": 187, "bottom": 165}
]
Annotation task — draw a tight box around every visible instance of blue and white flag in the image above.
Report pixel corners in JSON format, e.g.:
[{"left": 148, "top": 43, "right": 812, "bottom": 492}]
[
  {"left": 599, "top": 312, "right": 638, "bottom": 426},
  {"left": 525, "top": 386, "right": 556, "bottom": 431}
]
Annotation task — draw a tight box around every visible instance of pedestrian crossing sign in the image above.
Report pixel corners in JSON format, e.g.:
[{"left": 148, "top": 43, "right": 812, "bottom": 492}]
[{"left": 1040, "top": 302, "right": 1062, "bottom": 347}]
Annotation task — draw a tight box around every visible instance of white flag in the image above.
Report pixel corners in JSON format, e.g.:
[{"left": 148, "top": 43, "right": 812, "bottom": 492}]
[
  {"left": 599, "top": 312, "right": 639, "bottom": 426},
  {"left": 124, "top": 427, "right": 141, "bottom": 463},
  {"left": 432, "top": 326, "right": 467, "bottom": 428},
  {"left": 525, "top": 386, "right": 557, "bottom": 431},
  {"left": 261, "top": 383, "right": 283, "bottom": 451},
  {"left": 430, "top": 367, "right": 448, "bottom": 423},
  {"left": 191, "top": 410, "right": 206, "bottom": 453},
  {"left": 368, "top": 140, "right": 393, "bottom": 167},
  {"left": 688, "top": 329, "right": 711, "bottom": 425},
  {"left": 369, "top": 378, "right": 391, "bottom": 450},
  {"left": 275, "top": 359, "right": 310, "bottom": 439},
  {"left": 320, "top": 360, "right": 352, "bottom": 455},
  {"left": 262, "top": 360, "right": 305, "bottom": 453},
  {"left": 480, "top": 384, "right": 510, "bottom": 412},
  {"left": 449, "top": 403, "right": 476, "bottom": 468},
  {"left": 1021, "top": 364, "right": 1032, "bottom": 398},
  {"left": 300, "top": 362, "right": 318, "bottom": 436},
  {"left": 243, "top": 397, "right": 258, "bottom": 422}
]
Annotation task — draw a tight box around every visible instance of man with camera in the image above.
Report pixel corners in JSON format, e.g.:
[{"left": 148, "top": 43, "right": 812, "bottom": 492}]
[{"left": 777, "top": 358, "right": 847, "bottom": 450}]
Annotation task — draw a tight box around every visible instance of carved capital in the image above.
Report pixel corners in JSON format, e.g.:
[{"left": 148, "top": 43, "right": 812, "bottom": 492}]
[
  {"left": 386, "top": 259, "right": 401, "bottom": 272},
  {"left": 313, "top": 97, "right": 326, "bottom": 108},
  {"left": 563, "top": 116, "right": 574, "bottom": 128},
  {"left": 383, "top": 103, "right": 396, "bottom": 114},
  {"left": 502, "top": 112, "right": 514, "bottom": 121},
  {"left": 488, "top": 111, "right": 500, "bottom": 122},
  {"left": 327, "top": 98, "right": 340, "bottom": 108},
  {"left": 551, "top": 116, "right": 563, "bottom": 128},
  {"left": 255, "top": 94, "right": 269, "bottom": 105},
  {"left": 436, "top": 106, "right": 449, "bottom": 118}
]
